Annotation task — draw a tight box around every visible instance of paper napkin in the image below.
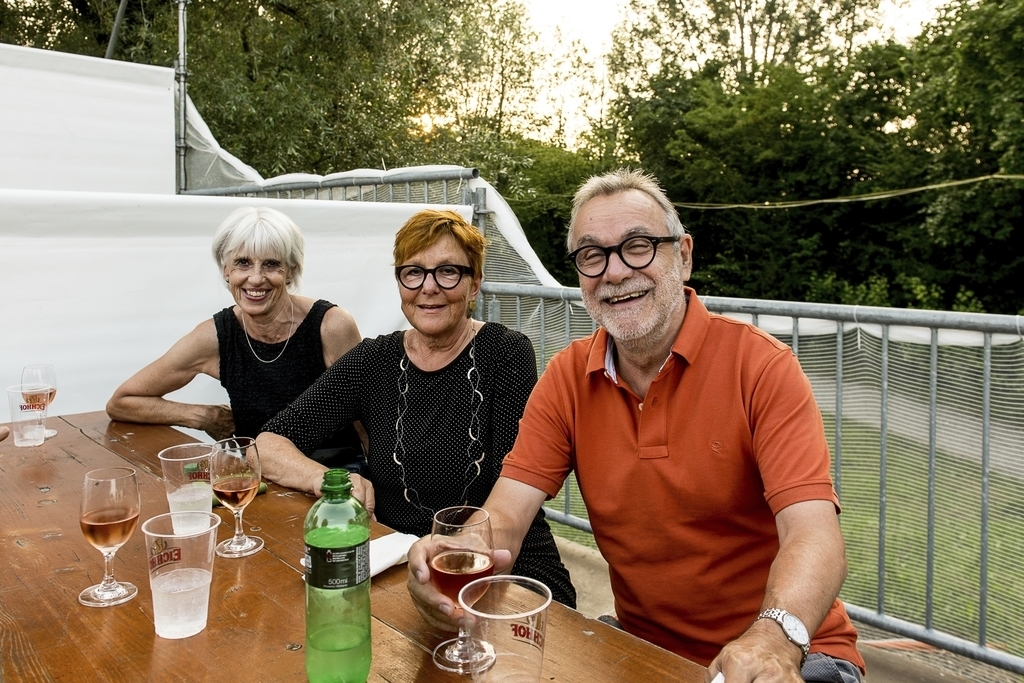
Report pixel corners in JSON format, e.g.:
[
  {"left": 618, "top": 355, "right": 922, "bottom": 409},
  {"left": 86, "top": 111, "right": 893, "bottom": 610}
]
[
  {"left": 369, "top": 532, "right": 419, "bottom": 577},
  {"left": 300, "top": 531, "right": 419, "bottom": 578}
]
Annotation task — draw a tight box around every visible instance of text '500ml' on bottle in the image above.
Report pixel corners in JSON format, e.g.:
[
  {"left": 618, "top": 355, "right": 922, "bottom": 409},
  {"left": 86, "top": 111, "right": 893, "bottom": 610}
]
[{"left": 304, "top": 469, "right": 372, "bottom": 683}]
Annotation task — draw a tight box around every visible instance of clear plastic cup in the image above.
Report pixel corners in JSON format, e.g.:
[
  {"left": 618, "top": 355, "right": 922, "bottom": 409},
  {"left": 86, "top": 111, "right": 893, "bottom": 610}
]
[
  {"left": 6, "top": 384, "right": 51, "bottom": 447},
  {"left": 459, "top": 575, "right": 552, "bottom": 682},
  {"left": 158, "top": 443, "right": 214, "bottom": 534},
  {"left": 141, "top": 511, "right": 220, "bottom": 639}
]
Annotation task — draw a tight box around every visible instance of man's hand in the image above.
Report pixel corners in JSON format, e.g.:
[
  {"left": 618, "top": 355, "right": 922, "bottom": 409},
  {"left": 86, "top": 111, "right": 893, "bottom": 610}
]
[
  {"left": 0, "top": 426, "right": 9, "bottom": 443},
  {"left": 706, "top": 618, "right": 803, "bottom": 683},
  {"left": 202, "top": 404, "right": 235, "bottom": 441},
  {"left": 406, "top": 536, "right": 513, "bottom": 631}
]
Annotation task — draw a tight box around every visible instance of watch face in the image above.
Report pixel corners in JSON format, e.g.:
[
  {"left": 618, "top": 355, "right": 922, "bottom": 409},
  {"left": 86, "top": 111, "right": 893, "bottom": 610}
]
[{"left": 782, "top": 613, "right": 810, "bottom": 645}]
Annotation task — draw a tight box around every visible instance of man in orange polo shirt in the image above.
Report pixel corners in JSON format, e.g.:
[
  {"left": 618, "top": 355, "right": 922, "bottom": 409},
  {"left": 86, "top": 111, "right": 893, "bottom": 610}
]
[{"left": 408, "top": 169, "right": 864, "bottom": 682}]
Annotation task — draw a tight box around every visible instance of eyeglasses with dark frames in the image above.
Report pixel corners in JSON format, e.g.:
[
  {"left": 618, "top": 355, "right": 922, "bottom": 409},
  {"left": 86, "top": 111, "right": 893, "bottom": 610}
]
[
  {"left": 568, "top": 235, "right": 682, "bottom": 278},
  {"left": 395, "top": 264, "right": 474, "bottom": 290}
]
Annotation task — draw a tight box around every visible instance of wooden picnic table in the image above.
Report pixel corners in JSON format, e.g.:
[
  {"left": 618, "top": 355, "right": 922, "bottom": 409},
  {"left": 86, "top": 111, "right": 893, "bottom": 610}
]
[{"left": 1, "top": 411, "right": 705, "bottom": 682}]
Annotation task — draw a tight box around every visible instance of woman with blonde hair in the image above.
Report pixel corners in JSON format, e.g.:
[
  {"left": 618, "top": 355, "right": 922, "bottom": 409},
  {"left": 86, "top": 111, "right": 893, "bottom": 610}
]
[{"left": 107, "top": 206, "right": 365, "bottom": 468}]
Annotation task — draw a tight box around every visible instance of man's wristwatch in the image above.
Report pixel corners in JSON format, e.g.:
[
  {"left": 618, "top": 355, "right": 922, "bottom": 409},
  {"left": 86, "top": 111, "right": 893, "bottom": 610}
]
[{"left": 757, "top": 608, "right": 810, "bottom": 668}]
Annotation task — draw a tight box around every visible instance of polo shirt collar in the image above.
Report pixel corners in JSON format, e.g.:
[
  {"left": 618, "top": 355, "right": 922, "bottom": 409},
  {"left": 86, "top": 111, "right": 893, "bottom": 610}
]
[
  {"left": 585, "top": 286, "right": 711, "bottom": 380},
  {"left": 671, "top": 287, "right": 710, "bottom": 366}
]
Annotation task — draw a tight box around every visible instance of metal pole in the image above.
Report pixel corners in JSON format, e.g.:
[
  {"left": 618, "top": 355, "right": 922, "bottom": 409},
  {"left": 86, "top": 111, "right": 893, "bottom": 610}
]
[
  {"left": 878, "top": 325, "right": 889, "bottom": 613},
  {"left": 926, "top": 328, "right": 938, "bottom": 629},
  {"left": 105, "top": 0, "right": 130, "bottom": 59},
  {"left": 175, "top": 0, "right": 189, "bottom": 194},
  {"left": 979, "top": 333, "right": 991, "bottom": 646},
  {"left": 471, "top": 187, "right": 488, "bottom": 321},
  {"left": 834, "top": 321, "right": 843, "bottom": 498}
]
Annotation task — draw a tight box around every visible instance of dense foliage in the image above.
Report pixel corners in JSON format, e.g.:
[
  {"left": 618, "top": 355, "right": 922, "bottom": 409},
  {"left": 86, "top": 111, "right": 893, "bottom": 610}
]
[{"left": 1, "top": 0, "right": 1021, "bottom": 312}]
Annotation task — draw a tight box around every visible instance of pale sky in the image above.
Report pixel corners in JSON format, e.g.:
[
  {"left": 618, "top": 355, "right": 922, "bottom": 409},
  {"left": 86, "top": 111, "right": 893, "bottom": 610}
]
[
  {"left": 524, "top": 0, "right": 946, "bottom": 61},
  {"left": 521, "top": 0, "right": 947, "bottom": 146}
]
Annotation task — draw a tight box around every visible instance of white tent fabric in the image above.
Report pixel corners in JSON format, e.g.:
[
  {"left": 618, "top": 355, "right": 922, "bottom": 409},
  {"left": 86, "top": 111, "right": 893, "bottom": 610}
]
[
  {"left": 182, "top": 95, "right": 263, "bottom": 190},
  {"left": 0, "top": 43, "right": 175, "bottom": 194},
  {"left": 0, "top": 46, "right": 559, "bottom": 435},
  {"left": 0, "top": 188, "right": 471, "bottom": 423}
]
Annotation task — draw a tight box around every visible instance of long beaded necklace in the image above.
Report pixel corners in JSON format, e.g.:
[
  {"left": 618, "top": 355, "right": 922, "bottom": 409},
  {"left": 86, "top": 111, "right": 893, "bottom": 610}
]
[
  {"left": 392, "top": 327, "right": 484, "bottom": 515},
  {"left": 240, "top": 295, "right": 295, "bottom": 364}
]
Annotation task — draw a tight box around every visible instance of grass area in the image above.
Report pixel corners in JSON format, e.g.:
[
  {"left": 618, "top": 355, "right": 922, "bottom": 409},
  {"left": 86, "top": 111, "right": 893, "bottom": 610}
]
[{"left": 545, "top": 413, "right": 1024, "bottom": 659}]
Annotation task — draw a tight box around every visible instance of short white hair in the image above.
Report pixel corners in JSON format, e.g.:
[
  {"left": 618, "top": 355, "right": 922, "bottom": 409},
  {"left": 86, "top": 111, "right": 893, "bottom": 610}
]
[
  {"left": 567, "top": 168, "right": 685, "bottom": 251},
  {"left": 212, "top": 207, "right": 305, "bottom": 292}
]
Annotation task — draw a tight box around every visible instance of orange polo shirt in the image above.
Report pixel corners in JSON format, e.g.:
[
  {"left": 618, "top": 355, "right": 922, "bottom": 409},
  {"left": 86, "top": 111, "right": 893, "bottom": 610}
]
[{"left": 502, "top": 289, "right": 863, "bottom": 668}]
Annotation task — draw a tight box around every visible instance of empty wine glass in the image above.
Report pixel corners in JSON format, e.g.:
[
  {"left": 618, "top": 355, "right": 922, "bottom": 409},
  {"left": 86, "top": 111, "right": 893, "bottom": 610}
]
[
  {"left": 211, "top": 436, "right": 264, "bottom": 558},
  {"left": 430, "top": 506, "right": 497, "bottom": 674},
  {"left": 79, "top": 467, "right": 140, "bottom": 607},
  {"left": 22, "top": 364, "right": 57, "bottom": 438}
]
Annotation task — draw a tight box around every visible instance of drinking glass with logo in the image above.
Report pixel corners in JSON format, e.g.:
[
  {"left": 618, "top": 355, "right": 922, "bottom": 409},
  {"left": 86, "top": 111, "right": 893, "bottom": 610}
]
[
  {"left": 22, "top": 364, "right": 57, "bottom": 438},
  {"left": 78, "top": 467, "right": 140, "bottom": 607},
  {"left": 211, "top": 436, "right": 264, "bottom": 558},
  {"left": 459, "top": 576, "right": 552, "bottom": 682},
  {"left": 430, "top": 505, "right": 497, "bottom": 674},
  {"left": 6, "top": 383, "right": 50, "bottom": 447},
  {"left": 158, "top": 443, "right": 214, "bottom": 534},
  {"left": 142, "top": 511, "right": 221, "bottom": 639}
]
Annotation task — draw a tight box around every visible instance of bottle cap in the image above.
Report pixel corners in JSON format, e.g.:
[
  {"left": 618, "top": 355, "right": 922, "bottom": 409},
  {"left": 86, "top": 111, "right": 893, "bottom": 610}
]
[{"left": 321, "top": 468, "right": 352, "bottom": 494}]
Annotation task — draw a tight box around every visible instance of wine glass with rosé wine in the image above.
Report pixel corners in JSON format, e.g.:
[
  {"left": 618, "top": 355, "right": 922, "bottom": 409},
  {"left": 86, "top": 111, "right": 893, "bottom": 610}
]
[
  {"left": 430, "top": 505, "right": 497, "bottom": 674},
  {"left": 211, "top": 436, "right": 264, "bottom": 558},
  {"left": 79, "top": 467, "right": 140, "bottom": 607}
]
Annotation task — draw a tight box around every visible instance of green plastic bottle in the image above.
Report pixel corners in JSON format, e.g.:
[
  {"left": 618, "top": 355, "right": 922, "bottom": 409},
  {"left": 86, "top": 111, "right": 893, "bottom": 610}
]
[{"left": 304, "top": 469, "right": 372, "bottom": 683}]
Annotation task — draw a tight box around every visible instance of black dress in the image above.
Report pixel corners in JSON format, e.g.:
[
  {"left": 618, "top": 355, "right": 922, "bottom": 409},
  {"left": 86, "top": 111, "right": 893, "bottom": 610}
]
[
  {"left": 214, "top": 299, "right": 363, "bottom": 468},
  {"left": 264, "top": 323, "right": 577, "bottom": 607}
]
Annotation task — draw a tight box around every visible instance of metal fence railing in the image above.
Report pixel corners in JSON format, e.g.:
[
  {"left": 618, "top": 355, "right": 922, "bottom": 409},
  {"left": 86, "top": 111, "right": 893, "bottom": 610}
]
[
  {"left": 479, "top": 280, "right": 1024, "bottom": 675},
  {"left": 183, "top": 167, "right": 480, "bottom": 204}
]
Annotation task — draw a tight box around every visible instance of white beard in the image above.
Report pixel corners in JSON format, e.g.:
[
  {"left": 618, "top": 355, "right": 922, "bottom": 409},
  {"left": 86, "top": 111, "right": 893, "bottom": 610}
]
[{"left": 581, "top": 262, "right": 687, "bottom": 351}]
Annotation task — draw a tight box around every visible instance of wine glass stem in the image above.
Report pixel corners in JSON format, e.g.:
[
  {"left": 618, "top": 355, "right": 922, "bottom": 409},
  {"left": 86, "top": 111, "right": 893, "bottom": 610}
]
[
  {"left": 454, "top": 623, "right": 474, "bottom": 657},
  {"left": 99, "top": 551, "right": 120, "bottom": 591},
  {"left": 231, "top": 510, "right": 246, "bottom": 546}
]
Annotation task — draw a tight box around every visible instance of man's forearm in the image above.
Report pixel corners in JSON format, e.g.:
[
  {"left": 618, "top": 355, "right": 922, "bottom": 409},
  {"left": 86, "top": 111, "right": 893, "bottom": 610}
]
[
  {"left": 760, "top": 499, "right": 848, "bottom": 637},
  {"left": 482, "top": 476, "right": 549, "bottom": 569}
]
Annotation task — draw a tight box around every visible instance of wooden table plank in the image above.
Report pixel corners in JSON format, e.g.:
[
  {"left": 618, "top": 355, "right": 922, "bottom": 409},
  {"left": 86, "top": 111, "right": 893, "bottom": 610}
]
[{"left": 2, "top": 414, "right": 703, "bottom": 682}]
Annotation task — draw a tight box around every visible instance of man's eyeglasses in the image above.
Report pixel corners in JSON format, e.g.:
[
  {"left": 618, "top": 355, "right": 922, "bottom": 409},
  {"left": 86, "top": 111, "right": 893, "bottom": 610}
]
[
  {"left": 568, "top": 235, "right": 681, "bottom": 278},
  {"left": 395, "top": 264, "right": 474, "bottom": 290}
]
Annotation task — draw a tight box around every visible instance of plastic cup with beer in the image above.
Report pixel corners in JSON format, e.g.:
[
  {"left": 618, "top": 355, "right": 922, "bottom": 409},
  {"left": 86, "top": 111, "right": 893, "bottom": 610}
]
[{"left": 141, "top": 511, "right": 221, "bottom": 639}]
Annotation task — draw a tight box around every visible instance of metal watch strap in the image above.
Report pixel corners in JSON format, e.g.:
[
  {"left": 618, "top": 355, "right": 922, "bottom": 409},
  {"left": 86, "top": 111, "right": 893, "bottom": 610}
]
[{"left": 757, "top": 608, "right": 810, "bottom": 668}]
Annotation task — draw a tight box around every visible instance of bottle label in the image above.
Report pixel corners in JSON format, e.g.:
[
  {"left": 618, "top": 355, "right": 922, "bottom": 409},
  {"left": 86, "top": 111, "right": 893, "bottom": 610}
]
[{"left": 305, "top": 539, "right": 370, "bottom": 589}]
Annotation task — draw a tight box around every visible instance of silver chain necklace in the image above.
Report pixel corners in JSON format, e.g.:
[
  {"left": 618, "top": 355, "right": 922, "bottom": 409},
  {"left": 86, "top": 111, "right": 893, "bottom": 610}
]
[
  {"left": 240, "top": 295, "right": 295, "bottom": 364},
  {"left": 392, "top": 331, "right": 484, "bottom": 515}
]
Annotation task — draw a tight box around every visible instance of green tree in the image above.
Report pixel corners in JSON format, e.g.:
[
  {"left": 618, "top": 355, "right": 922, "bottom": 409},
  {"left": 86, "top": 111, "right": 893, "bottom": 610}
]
[{"left": 901, "top": 0, "right": 1024, "bottom": 314}]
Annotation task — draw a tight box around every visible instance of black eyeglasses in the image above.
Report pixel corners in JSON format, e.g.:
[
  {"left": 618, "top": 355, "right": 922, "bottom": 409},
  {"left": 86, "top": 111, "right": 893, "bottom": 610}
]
[
  {"left": 395, "top": 264, "right": 474, "bottom": 290},
  {"left": 568, "top": 235, "right": 681, "bottom": 278}
]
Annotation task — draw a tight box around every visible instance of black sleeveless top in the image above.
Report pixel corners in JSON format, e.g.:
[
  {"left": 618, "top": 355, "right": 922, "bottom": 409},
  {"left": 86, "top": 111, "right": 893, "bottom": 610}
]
[{"left": 214, "top": 299, "right": 362, "bottom": 466}]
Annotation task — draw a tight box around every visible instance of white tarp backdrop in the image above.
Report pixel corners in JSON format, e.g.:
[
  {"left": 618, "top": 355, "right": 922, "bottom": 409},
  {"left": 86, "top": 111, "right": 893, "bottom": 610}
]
[
  {"left": 0, "top": 189, "right": 472, "bottom": 422},
  {"left": 0, "top": 43, "right": 175, "bottom": 194}
]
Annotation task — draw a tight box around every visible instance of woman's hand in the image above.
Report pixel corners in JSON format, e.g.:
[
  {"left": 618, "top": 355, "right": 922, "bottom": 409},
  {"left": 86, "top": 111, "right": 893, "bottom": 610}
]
[
  {"left": 202, "top": 404, "right": 235, "bottom": 441},
  {"left": 0, "top": 426, "right": 10, "bottom": 443},
  {"left": 348, "top": 473, "right": 376, "bottom": 518}
]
